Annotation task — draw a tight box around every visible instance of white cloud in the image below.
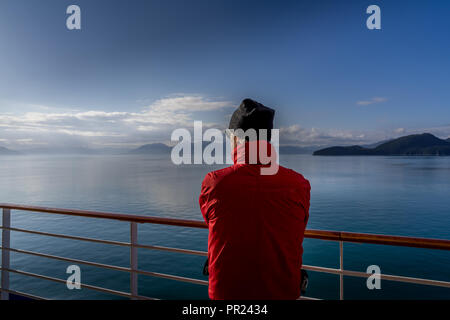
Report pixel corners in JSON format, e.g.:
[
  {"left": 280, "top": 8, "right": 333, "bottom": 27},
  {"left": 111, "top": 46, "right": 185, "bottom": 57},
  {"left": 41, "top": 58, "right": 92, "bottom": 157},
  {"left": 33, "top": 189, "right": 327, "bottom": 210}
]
[
  {"left": 280, "top": 125, "right": 369, "bottom": 146},
  {"left": 147, "top": 95, "right": 230, "bottom": 112},
  {"left": 356, "top": 97, "right": 387, "bottom": 106},
  {"left": 0, "top": 95, "right": 233, "bottom": 149}
]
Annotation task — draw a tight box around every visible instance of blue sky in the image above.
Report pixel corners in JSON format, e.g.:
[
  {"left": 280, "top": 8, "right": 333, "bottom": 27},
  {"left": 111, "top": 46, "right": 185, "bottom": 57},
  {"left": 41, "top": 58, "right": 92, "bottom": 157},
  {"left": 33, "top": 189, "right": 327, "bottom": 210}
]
[{"left": 1, "top": 0, "right": 450, "bottom": 149}]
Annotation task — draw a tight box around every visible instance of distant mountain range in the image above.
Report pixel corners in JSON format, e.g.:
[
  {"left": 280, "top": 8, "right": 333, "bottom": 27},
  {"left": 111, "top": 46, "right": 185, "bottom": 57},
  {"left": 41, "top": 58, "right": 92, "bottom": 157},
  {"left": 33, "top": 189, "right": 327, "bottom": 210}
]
[
  {"left": 3, "top": 133, "right": 450, "bottom": 156},
  {"left": 23, "top": 147, "right": 98, "bottom": 155},
  {"left": 128, "top": 143, "right": 319, "bottom": 155},
  {"left": 0, "top": 146, "right": 19, "bottom": 155},
  {"left": 314, "top": 133, "right": 450, "bottom": 156},
  {"left": 128, "top": 143, "right": 172, "bottom": 154},
  {"left": 362, "top": 139, "right": 392, "bottom": 149},
  {"left": 128, "top": 142, "right": 222, "bottom": 155},
  {"left": 278, "top": 145, "right": 319, "bottom": 154}
]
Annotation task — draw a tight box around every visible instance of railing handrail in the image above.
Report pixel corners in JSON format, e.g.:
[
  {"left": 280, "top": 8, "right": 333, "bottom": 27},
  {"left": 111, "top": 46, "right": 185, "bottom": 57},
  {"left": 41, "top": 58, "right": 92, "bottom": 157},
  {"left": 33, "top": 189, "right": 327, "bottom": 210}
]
[
  {"left": 1, "top": 203, "right": 449, "bottom": 251},
  {"left": 2, "top": 203, "right": 450, "bottom": 300}
]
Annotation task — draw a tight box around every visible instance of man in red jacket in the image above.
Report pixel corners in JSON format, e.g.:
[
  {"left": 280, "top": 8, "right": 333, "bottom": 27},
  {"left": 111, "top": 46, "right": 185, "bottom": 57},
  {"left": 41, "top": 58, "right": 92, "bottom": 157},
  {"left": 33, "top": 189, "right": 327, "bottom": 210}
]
[{"left": 199, "top": 99, "right": 311, "bottom": 300}]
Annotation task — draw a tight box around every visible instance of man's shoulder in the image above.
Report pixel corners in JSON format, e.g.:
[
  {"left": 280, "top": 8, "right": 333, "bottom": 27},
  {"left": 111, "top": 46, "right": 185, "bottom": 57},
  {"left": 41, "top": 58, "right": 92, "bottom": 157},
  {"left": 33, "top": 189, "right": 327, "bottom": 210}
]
[
  {"left": 202, "top": 166, "right": 236, "bottom": 188},
  {"left": 277, "top": 165, "right": 311, "bottom": 189}
]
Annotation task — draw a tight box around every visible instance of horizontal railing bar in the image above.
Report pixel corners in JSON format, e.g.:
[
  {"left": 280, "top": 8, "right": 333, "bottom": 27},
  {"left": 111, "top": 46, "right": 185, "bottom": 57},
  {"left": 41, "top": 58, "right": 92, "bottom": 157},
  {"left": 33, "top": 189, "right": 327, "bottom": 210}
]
[
  {"left": 1, "top": 203, "right": 449, "bottom": 250},
  {"left": 302, "top": 265, "right": 450, "bottom": 288},
  {"left": 5, "top": 268, "right": 135, "bottom": 299},
  {"left": 305, "top": 230, "right": 450, "bottom": 250},
  {"left": 136, "top": 269, "right": 208, "bottom": 286},
  {"left": 1, "top": 226, "right": 207, "bottom": 256},
  {"left": 135, "top": 243, "right": 207, "bottom": 256},
  {"left": 0, "top": 203, "right": 206, "bottom": 228},
  {"left": 298, "top": 296, "right": 321, "bottom": 300},
  {"left": 0, "top": 247, "right": 208, "bottom": 287},
  {"left": 0, "top": 288, "right": 47, "bottom": 300},
  {"left": 1, "top": 247, "right": 131, "bottom": 273},
  {"left": 136, "top": 295, "right": 160, "bottom": 301},
  {"left": 0, "top": 267, "right": 158, "bottom": 301},
  {"left": 302, "top": 264, "right": 343, "bottom": 275},
  {"left": 136, "top": 295, "right": 160, "bottom": 300},
  {"left": 1, "top": 226, "right": 130, "bottom": 247}
]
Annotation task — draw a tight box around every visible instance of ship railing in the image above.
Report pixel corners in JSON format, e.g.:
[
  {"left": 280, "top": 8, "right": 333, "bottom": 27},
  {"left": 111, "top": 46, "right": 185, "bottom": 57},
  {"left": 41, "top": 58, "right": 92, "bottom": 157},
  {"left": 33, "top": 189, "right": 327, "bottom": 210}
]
[{"left": 0, "top": 203, "right": 449, "bottom": 300}]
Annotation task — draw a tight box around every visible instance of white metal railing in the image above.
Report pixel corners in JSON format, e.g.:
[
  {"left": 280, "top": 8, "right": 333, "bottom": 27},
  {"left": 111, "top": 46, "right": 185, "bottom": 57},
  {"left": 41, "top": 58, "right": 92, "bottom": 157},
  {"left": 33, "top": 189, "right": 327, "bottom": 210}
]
[{"left": 1, "top": 204, "right": 450, "bottom": 300}]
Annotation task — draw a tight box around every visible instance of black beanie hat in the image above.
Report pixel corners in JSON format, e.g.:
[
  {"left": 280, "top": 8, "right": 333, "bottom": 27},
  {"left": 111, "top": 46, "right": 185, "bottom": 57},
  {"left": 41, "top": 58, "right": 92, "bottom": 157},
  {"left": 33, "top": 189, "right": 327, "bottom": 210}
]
[{"left": 228, "top": 98, "right": 275, "bottom": 141}]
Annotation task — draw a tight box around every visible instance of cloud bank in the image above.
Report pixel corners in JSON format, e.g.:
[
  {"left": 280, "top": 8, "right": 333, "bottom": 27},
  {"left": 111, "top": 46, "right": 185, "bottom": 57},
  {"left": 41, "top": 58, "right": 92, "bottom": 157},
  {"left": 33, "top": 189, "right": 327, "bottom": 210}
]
[
  {"left": 1, "top": 95, "right": 449, "bottom": 150},
  {"left": 0, "top": 95, "right": 232, "bottom": 149}
]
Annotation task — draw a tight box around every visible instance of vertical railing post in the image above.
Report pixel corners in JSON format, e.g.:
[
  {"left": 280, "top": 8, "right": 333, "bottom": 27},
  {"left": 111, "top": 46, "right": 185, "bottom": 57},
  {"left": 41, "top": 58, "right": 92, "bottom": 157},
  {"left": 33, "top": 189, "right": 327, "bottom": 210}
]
[
  {"left": 339, "top": 241, "right": 344, "bottom": 300},
  {"left": 1, "top": 208, "right": 11, "bottom": 300},
  {"left": 130, "top": 222, "right": 138, "bottom": 299}
]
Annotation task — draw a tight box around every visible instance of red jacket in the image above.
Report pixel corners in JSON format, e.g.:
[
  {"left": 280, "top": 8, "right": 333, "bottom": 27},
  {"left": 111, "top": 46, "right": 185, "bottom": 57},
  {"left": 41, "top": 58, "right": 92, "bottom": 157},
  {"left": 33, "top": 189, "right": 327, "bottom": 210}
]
[{"left": 199, "top": 141, "right": 310, "bottom": 299}]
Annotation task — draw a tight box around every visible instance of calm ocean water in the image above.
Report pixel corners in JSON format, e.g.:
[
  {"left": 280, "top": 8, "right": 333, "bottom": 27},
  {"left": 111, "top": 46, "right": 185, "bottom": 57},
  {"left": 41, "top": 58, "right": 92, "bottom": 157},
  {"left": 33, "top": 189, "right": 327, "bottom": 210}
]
[{"left": 0, "top": 154, "right": 449, "bottom": 299}]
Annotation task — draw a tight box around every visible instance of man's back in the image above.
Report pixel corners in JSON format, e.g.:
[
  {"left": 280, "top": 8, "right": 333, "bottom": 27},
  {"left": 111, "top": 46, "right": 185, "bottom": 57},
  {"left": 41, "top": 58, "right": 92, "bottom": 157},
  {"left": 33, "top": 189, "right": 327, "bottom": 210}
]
[{"left": 199, "top": 159, "right": 310, "bottom": 300}]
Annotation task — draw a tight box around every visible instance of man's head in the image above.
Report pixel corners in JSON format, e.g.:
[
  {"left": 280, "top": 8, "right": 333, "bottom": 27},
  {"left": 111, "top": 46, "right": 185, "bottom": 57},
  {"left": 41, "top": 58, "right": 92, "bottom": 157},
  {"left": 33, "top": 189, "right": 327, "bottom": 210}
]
[
  {"left": 227, "top": 99, "right": 278, "bottom": 174},
  {"left": 228, "top": 99, "right": 275, "bottom": 147}
]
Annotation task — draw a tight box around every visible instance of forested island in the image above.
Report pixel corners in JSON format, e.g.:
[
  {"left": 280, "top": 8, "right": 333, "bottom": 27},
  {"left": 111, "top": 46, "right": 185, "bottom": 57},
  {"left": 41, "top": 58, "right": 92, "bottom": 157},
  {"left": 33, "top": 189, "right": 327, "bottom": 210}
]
[{"left": 314, "top": 133, "right": 450, "bottom": 156}]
